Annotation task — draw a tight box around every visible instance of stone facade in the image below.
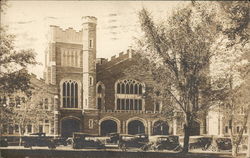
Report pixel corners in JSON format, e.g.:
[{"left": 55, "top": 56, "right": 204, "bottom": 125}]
[
  {"left": 36, "top": 15, "right": 222, "bottom": 138},
  {"left": 42, "top": 16, "right": 188, "bottom": 137}
]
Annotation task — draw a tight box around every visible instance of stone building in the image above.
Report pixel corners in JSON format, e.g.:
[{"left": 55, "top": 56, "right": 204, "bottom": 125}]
[{"left": 42, "top": 16, "right": 206, "bottom": 138}]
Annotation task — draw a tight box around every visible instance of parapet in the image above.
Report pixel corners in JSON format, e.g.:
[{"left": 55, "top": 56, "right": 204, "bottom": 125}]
[
  {"left": 49, "top": 25, "right": 83, "bottom": 44},
  {"left": 97, "top": 49, "right": 135, "bottom": 70},
  {"left": 82, "top": 16, "right": 97, "bottom": 24}
]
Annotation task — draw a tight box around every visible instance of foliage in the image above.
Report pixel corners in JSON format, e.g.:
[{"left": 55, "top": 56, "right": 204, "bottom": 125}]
[
  {"left": 208, "top": 1, "right": 249, "bottom": 156},
  {"left": 137, "top": 2, "right": 218, "bottom": 152},
  {"left": 0, "top": 26, "right": 37, "bottom": 95},
  {"left": 2, "top": 84, "right": 53, "bottom": 145}
]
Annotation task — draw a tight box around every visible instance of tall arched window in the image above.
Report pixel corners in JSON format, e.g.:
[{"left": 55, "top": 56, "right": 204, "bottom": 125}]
[
  {"left": 97, "top": 85, "right": 102, "bottom": 93},
  {"left": 96, "top": 82, "right": 105, "bottom": 110},
  {"left": 62, "top": 80, "right": 78, "bottom": 108},
  {"left": 115, "top": 79, "right": 145, "bottom": 111}
]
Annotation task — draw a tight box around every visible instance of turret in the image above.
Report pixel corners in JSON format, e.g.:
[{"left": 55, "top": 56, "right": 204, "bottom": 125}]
[{"left": 82, "top": 16, "right": 97, "bottom": 110}]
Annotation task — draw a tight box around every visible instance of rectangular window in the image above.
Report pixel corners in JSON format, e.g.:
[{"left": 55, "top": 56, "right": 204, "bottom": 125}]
[
  {"left": 15, "top": 124, "right": 19, "bottom": 133},
  {"left": 236, "top": 126, "right": 240, "bottom": 134},
  {"left": 44, "top": 125, "right": 49, "bottom": 134},
  {"left": 9, "top": 126, "right": 14, "bottom": 134},
  {"left": 121, "top": 99, "right": 125, "bottom": 110},
  {"left": 155, "top": 102, "right": 160, "bottom": 111},
  {"left": 89, "top": 119, "right": 93, "bottom": 129},
  {"left": 130, "top": 99, "right": 134, "bottom": 110},
  {"left": 39, "top": 125, "right": 43, "bottom": 133},
  {"left": 117, "top": 99, "right": 120, "bottom": 110},
  {"left": 97, "top": 98, "right": 102, "bottom": 109},
  {"left": 126, "top": 99, "right": 129, "bottom": 110},
  {"left": 139, "top": 100, "right": 142, "bottom": 110},
  {"left": 225, "top": 126, "right": 228, "bottom": 134},
  {"left": 44, "top": 99, "right": 48, "bottom": 109},
  {"left": 27, "top": 125, "right": 32, "bottom": 133},
  {"left": 89, "top": 39, "right": 93, "bottom": 48},
  {"left": 135, "top": 99, "right": 138, "bottom": 110},
  {"left": 3, "top": 125, "right": 8, "bottom": 133}
]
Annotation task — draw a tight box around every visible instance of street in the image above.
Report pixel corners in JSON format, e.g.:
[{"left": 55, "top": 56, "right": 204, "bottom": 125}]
[{"left": 0, "top": 146, "right": 247, "bottom": 158}]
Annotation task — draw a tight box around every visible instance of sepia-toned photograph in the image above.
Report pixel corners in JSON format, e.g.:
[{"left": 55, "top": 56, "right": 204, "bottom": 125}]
[{"left": 0, "top": 1, "right": 249, "bottom": 158}]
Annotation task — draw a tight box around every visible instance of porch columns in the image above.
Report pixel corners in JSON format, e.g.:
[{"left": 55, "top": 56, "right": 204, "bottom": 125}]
[{"left": 148, "top": 121, "right": 152, "bottom": 136}]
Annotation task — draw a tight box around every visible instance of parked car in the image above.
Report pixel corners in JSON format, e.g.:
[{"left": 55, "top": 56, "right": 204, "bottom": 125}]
[
  {"left": 0, "top": 138, "right": 8, "bottom": 147},
  {"left": 53, "top": 137, "right": 68, "bottom": 146},
  {"left": 106, "top": 133, "right": 120, "bottom": 144},
  {"left": 179, "top": 136, "right": 212, "bottom": 151},
  {"left": 150, "top": 135, "right": 182, "bottom": 151},
  {"left": 118, "top": 134, "right": 149, "bottom": 151},
  {"left": 22, "top": 133, "right": 56, "bottom": 149},
  {"left": 72, "top": 132, "right": 105, "bottom": 149},
  {"left": 207, "top": 137, "right": 232, "bottom": 152},
  {"left": 189, "top": 136, "right": 212, "bottom": 150}
]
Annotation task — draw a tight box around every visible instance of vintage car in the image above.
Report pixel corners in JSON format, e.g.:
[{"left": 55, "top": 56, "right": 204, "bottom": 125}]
[
  {"left": 179, "top": 136, "right": 212, "bottom": 150},
  {"left": 106, "top": 133, "right": 120, "bottom": 144},
  {"left": 189, "top": 136, "right": 212, "bottom": 150},
  {"left": 0, "top": 138, "right": 8, "bottom": 147},
  {"left": 149, "top": 135, "right": 182, "bottom": 151},
  {"left": 118, "top": 134, "right": 149, "bottom": 151},
  {"left": 72, "top": 132, "right": 105, "bottom": 149},
  {"left": 22, "top": 133, "right": 56, "bottom": 149},
  {"left": 207, "top": 137, "right": 232, "bottom": 152},
  {"left": 53, "top": 137, "right": 68, "bottom": 146}
]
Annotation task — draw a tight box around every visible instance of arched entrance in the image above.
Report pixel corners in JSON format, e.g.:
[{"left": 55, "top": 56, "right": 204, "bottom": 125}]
[
  {"left": 190, "top": 121, "right": 200, "bottom": 136},
  {"left": 128, "top": 120, "right": 145, "bottom": 135},
  {"left": 61, "top": 118, "right": 80, "bottom": 137},
  {"left": 100, "top": 120, "right": 117, "bottom": 136},
  {"left": 153, "top": 121, "right": 169, "bottom": 135}
]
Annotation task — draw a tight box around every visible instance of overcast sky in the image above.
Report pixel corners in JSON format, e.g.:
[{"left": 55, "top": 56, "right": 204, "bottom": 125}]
[{"left": 1, "top": 1, "right": 188, "bottom": 78}]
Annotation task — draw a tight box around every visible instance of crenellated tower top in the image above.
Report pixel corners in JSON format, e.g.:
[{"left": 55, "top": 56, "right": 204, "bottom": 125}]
[{"left": 82, "top": 16, "right": 97, "bottom": 24}]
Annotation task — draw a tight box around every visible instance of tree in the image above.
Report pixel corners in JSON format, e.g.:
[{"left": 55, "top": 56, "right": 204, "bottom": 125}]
[
  {"left": 9, "top": 86, "right": 53, "bottom": 146},
  {"left": 0, "top": 0, "right": 37, "bottom": 95},
  {"left": 0, "top": 0, "right": 38, "bottom": 132},
  {"left": 0, "top": 26, "right": 37, "bottom": 95},
  {"left": 209, "top": 1, "right": 249, "bottom": 156},
  {"left": 138, "top": 3, "right": 217, "bottom": 152}
]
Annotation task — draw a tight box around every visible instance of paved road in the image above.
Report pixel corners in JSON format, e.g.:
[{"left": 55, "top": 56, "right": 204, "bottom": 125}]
[
  {"left": 1, "top": 146, "right": 247, "bottom": 158},
  {"left": 0, "top": 146, "right": 247, "bottom": 158}
]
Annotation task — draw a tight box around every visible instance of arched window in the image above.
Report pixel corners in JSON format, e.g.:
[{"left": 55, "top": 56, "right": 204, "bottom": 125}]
[
  {"left": 96, "top": 82, "right": 105, "bottom": 110},
  {"left": 62, "top": 80, "right": 78, "bottom": 108},
  {"left": 115, "top": 79, "right": 145, "bottom": 111},
  {"left": 97, "top": 85, "right": 102, "bottom": 93},
  {"left": 117, "top": 83, "right": 121, "bottom": 93},
  {"left": 89, "top": 76, "right": 93, "bottom": 86}
]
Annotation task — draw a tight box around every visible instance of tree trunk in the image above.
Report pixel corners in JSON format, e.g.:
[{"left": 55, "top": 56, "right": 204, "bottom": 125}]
[
  {"left": 228, "top": 118, "right": 238, "bottom": 157},
  {"left": 182, "top": 123, "right": 190, "bottom": 153},
  {"left": 182, "top": 113, "right": 191, "bottom": 153},
  {"left": 19, "top": 130, "right": 22, "bottom": 146},
  {"left": 231, "top": 145, "right": 238, "bottom": 157}
]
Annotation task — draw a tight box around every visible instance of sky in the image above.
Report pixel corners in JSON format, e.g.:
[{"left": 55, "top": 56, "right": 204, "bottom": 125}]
[{"left": 1, "top": 1, "right": 188, "bottom": 78}]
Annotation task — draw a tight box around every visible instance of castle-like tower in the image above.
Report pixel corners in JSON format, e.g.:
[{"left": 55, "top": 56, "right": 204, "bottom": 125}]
[
  {"left": 82, "top": 16, "right": 97, "bottom": 110},
  {"left": 42, "top": 16, "right": 188, "bottom": 137},
  {"left": 44, "top": 16, "right": 97, "bottom": 110}
]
